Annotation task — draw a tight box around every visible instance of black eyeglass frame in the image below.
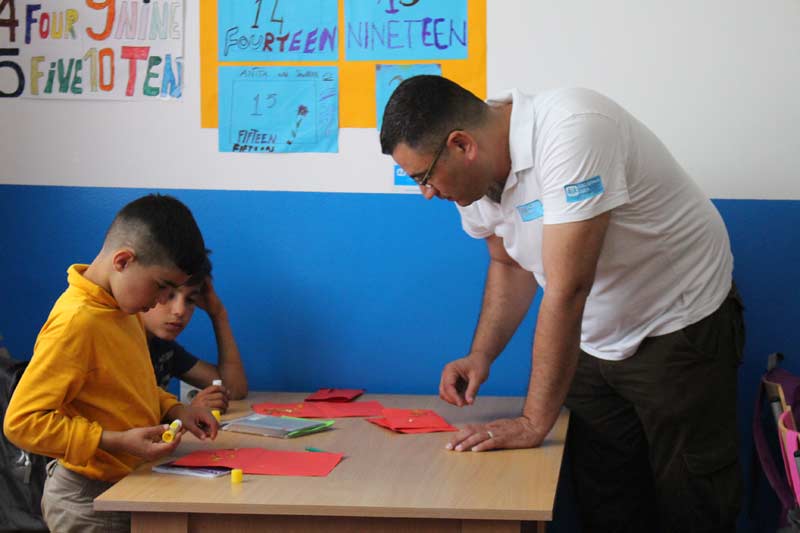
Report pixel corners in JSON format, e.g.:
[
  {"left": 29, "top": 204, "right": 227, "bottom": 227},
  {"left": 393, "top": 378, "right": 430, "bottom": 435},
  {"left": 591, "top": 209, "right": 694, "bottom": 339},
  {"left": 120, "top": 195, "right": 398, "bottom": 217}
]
[{"left": 411, "top": 128, "right": 461, "bottom": 188}]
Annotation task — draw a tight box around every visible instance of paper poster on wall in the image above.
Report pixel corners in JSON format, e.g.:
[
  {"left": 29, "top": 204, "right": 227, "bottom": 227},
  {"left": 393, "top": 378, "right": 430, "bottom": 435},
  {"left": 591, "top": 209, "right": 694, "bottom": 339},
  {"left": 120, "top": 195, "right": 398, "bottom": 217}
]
[
  {"left": 200, "top": 0, "right": 486, "bottom": 129},
  {"left": 218, "top": 0, "right": 338, "bottom": 62},
  {"left": 375, "top": 64, "right": 441, "bottom": 131},
  {"left": 345, "top": 0, "right": 467, "bottom": 61},
  {"left": 0, "top": 0, "right": 184, "bottom": 100},
  {"left": 218, "top": 66, "right": 339, "bottom": 153}
]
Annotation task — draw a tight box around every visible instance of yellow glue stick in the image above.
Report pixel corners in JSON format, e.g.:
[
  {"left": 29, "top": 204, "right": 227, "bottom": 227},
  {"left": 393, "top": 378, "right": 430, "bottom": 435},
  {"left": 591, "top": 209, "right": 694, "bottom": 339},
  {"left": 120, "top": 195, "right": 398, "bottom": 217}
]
[
  {"left": 211, "top": 409, "right": 221, "bottom": 422},
  {"left": 161, "top": 419, "right": 182, "bottom": 443},
  {"left": 231, "top": 468, "right": 243, "bottom": 484}
]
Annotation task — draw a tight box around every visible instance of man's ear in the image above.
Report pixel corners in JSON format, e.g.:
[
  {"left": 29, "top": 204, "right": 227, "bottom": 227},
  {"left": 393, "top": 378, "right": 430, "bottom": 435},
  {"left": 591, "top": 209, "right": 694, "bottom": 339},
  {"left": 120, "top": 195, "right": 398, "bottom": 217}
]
[
  {"left": 111, "top": 249, "right": 136, "bottom": 273},
  {"left": 452, "top": 130, "right": 478, "bottom": 161}
]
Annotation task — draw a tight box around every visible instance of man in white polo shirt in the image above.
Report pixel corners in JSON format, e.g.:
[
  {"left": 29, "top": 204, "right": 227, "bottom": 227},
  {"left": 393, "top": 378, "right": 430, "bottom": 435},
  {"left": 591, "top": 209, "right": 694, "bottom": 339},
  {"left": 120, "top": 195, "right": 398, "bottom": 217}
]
[{"left": 380, "top": 75, "right": 744, "bottom": 533}]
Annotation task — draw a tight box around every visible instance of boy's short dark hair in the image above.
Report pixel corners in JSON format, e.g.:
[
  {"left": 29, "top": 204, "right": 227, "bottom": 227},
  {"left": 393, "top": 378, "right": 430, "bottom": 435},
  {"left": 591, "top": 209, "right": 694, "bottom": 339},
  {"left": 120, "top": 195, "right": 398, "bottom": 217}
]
[
  {"left": 104, "top": 194, "right": 209, "bottom": 278},
  {"left": 185, "top": 256, "right": 212, "bottom": 288},
  {"left": 380, "top": 75, "right": 488, "bottom": 155}
]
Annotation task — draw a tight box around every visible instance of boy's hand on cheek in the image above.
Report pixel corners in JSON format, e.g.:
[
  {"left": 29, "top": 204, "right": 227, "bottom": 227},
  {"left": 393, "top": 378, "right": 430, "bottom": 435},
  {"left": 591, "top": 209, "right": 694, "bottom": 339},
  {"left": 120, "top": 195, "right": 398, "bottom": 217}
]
[{"left": 197, "top": 278, "right": 226, "bottom": 319}]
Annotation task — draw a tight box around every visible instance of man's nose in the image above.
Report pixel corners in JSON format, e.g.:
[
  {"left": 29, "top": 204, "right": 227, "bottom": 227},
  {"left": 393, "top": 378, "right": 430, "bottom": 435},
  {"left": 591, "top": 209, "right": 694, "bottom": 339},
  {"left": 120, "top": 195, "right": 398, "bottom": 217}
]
[{"left": 420, "top": 185, "right": 437, "bottom": 200}]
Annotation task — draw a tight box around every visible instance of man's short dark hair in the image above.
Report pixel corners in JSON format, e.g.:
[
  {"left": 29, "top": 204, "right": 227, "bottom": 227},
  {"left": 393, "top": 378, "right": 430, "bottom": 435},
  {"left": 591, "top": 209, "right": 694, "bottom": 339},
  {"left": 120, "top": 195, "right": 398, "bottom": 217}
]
[
  {"left": 104, "top": 194, "right": 209, "bottom": 278},
  {"left": 380, "top": 75, "right": 488, "bottom": 155}
]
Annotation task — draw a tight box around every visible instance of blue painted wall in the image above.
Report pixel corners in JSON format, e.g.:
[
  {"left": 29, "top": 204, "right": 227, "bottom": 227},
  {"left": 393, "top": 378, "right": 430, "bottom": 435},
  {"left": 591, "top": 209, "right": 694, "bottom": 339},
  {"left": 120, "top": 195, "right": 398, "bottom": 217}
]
[{"left": 0, "top": 185, "right": 797, "bottom": 530}]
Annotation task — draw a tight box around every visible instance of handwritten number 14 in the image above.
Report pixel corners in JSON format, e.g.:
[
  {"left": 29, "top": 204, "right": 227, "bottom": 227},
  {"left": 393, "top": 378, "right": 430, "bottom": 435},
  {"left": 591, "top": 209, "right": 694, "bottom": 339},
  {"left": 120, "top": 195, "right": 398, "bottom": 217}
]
[{"left": 252, "top": 0, "right": 284, "bottom": 34}]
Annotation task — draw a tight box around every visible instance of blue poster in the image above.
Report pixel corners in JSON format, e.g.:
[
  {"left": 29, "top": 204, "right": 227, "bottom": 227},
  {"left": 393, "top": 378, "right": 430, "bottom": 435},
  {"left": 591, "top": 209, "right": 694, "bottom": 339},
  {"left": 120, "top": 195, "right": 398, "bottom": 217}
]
[
  {"left": 218, "top": 66, "right": 339, "bottom": 153},
  {"left": 375, "top": 64, "right": 442, "bottom": 131},
  {"left": 219, "top": 0, "right": 338, "bottom": 62},
  {"left": 345, "top": 0, "right": 468, "bottom": 61}
]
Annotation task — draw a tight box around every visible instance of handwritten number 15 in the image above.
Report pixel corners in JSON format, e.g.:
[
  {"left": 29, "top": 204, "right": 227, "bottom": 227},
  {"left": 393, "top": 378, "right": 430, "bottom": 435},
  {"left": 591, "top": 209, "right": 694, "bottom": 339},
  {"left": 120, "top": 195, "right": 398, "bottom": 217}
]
[{"left": 251, "top": 93, "right": 277, "bottom": 115}]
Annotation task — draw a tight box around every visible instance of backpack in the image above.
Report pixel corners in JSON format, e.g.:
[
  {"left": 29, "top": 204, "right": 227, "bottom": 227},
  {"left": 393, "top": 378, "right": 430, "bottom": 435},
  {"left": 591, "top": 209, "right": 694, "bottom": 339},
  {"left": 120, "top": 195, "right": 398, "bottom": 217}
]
[
  {"left": 0, "top": 350, "right": 48, "bottom": 531},
  {"left": 753, "top": 352, "right": 800, "bottom": 531}
]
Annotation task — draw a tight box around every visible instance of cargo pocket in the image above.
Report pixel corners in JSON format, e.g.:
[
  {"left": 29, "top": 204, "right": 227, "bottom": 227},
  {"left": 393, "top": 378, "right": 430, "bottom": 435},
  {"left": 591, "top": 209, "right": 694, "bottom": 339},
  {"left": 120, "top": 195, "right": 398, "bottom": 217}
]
[
  {"left": 728, "top": 286, "right": 746, "bottom": 367},
  {"left": 682, "top": 441, "right": 741, "bottom": 529}
]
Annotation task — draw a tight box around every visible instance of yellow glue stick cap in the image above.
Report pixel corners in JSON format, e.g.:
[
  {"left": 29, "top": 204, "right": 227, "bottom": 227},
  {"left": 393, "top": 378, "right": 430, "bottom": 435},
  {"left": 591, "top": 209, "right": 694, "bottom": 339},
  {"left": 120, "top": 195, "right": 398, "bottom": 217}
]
[
  {"left": 162, "top": 419, "right": 182, "bottom": 442},
  {"left": 211, "top": 409, "right": 221, "bottom": 422},
  {"left": 231, "top": 468, "right": 243, "bottom": 484}
]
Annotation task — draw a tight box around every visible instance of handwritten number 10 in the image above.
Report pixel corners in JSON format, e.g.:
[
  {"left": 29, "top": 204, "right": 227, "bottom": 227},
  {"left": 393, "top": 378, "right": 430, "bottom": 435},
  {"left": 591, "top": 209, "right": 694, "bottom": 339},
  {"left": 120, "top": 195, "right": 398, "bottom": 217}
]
[{"left": 252, "top": 0, "right": 283, "bottom": 34}]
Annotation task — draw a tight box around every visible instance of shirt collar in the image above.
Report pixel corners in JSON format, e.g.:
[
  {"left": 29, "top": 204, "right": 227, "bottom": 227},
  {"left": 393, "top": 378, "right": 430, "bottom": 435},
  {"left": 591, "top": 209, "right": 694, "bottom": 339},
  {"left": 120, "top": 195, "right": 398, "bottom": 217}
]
[
  {"left": 67, "top": 264, "right": 119, "bottom": 309},
  {"left": 486, "top": 88, "right": 536, "bottom": 194}
]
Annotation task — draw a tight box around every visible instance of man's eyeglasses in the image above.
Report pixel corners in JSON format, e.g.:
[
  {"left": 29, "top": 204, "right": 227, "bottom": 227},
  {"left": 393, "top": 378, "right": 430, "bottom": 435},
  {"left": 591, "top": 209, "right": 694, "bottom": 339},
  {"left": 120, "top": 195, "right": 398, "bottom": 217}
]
[{"left": 411, "top": 129, "right": 460, "bottom": 188}]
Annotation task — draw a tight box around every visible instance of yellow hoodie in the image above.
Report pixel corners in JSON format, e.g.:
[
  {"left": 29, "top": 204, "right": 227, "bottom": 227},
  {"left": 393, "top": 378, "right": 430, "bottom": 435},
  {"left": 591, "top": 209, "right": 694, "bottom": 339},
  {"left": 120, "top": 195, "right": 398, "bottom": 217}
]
[{"left": 3, "top": 264, "right": 180, "bottom": 482}]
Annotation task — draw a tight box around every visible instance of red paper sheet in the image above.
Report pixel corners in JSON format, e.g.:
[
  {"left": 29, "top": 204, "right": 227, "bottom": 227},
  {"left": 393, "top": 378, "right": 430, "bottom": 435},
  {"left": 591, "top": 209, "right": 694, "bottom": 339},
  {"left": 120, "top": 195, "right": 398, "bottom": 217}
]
[
  {"left": 367, "top": 408, "right": 457, "bottom": 433},
  {"left": 251, "top": 402, "right": 326, "bottom": 418},
  {"left": 252, "top": 400, "right": 383, "bottom": 418},
  {"left": 366, "top": 417, "right": 445, "bottom": 434},
  {"left": 305, "top": 388, "right": 364, "bottom": 402},
  {"left": 172, "top": 448, "right": 343, "bottom": 477}
]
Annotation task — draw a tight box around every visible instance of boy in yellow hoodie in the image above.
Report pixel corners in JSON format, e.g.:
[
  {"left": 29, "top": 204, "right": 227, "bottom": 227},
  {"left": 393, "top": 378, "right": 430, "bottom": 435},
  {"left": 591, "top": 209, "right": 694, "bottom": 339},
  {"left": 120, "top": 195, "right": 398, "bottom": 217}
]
[{"left": 3, "top": 194, "right": 219, "bottom": 533}]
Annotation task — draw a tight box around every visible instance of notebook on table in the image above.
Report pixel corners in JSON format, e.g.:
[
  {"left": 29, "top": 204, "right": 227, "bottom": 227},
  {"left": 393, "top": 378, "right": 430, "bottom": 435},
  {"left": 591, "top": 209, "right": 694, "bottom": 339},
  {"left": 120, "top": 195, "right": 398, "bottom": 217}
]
[
  {"left": 152, "top": 460, "right": 231, "bottom": 478},
  {"left": 222, "top": 413, "right": 334, "bottom": 438}
]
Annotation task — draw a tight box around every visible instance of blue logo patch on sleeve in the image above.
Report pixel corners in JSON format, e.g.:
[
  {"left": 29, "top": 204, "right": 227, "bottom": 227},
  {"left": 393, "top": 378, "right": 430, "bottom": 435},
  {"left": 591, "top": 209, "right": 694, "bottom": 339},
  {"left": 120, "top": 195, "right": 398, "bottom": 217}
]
[
  {"left": 516, "top": 200, "right": 544, "bottom": 222},
  {"left": 564, "top": 175, "right": 604, "bottom": 203}
]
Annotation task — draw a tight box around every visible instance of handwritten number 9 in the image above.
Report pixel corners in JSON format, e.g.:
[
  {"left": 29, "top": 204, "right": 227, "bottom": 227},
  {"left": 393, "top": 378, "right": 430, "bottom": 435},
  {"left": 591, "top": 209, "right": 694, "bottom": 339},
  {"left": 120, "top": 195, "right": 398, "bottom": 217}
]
[{"left": 86, "top": 0, "right": 115, "bottom": 41}]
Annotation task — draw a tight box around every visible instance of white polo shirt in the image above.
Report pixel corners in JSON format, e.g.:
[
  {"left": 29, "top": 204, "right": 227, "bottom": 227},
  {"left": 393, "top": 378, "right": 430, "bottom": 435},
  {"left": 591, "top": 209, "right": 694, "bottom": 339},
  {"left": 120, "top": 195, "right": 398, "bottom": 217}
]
[{"left": 457, "top": 88, "right": 733, "bottom": 360}]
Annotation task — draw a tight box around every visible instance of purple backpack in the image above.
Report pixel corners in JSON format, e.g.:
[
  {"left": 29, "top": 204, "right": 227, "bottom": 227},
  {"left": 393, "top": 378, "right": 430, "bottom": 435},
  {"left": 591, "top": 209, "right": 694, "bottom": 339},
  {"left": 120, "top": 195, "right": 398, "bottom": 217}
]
[{"left": 754, "top": 353, "right": 800, "bottom": 528}]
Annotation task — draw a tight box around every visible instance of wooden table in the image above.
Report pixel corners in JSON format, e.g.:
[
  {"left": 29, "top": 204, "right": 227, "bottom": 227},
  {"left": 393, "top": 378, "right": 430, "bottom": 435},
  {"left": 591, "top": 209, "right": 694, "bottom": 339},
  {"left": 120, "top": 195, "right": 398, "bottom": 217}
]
[{"left": 95, "top": 392, "right": 568, "bottom": 532}]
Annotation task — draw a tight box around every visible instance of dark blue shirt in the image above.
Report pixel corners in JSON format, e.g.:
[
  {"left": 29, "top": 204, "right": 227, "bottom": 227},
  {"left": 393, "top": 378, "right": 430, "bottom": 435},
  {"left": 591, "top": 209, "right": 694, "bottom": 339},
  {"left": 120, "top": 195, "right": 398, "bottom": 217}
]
[{"left": 148, "top": 337, "right": 199, "bottom": 390}]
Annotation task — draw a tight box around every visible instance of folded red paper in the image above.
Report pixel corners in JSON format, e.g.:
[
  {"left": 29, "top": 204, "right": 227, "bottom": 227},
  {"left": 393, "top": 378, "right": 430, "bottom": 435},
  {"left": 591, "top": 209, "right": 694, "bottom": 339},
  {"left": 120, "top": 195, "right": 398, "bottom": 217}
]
[
  {"left": 171, "top": 448, "right": 343, "bottom": 477},
  {"left": 367, "top": 408, "right": 458, "bottom": 433},
  {"left": 305, "top": 388, "right": 364, "bottom": 402},
  {"left": 252, "top": 400, "right": 383, "bottom": 418}
]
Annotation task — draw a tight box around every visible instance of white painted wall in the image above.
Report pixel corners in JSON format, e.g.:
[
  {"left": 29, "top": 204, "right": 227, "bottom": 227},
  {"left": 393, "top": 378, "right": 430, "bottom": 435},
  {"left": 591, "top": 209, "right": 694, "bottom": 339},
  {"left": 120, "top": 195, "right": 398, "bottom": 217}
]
[{"left": 1, "top": 0, "right": 798, "bottom": 199}]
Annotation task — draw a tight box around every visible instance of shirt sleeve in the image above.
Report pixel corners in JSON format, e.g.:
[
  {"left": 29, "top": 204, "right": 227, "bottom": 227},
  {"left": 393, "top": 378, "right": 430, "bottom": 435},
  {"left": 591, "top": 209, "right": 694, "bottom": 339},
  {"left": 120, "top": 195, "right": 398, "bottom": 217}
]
[
  {"left": 158, "top": 388, "right": 181, "bottom": 420},
  {"left": 538, "top": 113, "right": 630, "bottom": 225},
  {"left": 3, "top": 313, "right": 103, "bottom": 467}
]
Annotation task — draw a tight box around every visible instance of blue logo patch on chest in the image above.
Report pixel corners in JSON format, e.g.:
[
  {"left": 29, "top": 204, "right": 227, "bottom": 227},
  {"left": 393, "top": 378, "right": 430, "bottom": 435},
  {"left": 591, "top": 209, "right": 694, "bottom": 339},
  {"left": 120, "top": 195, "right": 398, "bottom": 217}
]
[
  {"left": 564, "top": 175, "right": 604, "bottom": 203},
  {"left": 516, "top": 199, "right": 544, "bottom": 222}
]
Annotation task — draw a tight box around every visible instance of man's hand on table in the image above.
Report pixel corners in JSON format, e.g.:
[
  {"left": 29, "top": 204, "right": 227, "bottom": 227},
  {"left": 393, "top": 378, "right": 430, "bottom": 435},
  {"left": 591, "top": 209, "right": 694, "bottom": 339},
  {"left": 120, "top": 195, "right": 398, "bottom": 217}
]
[{"left": 445, "top": 416, "right": 546, "bottom": 452}]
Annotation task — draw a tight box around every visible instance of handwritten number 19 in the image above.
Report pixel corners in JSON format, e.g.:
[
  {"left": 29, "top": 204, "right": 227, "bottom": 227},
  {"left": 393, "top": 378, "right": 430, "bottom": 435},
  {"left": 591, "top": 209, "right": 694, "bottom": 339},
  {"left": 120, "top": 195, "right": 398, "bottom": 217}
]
[{"left": 383, "top": 0, "right": 420, "bottom": 15}]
